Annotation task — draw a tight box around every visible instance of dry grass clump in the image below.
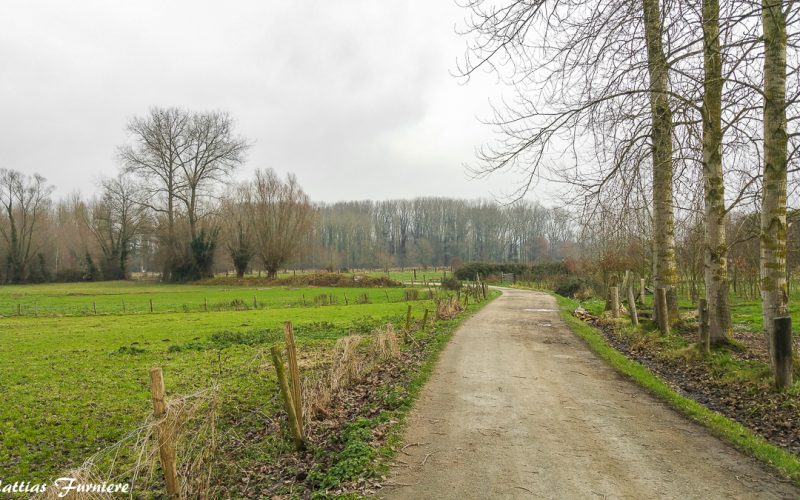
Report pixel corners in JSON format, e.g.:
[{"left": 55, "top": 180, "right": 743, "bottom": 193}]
[
  {"left": 303, "top": 325, "right": 402, "bottom": 419},
  {"left": 435, "top": 296, "right": 463, "bottom": 320},
  {"left": 37, "top": 386, "right": 220, "bottom": 500}
]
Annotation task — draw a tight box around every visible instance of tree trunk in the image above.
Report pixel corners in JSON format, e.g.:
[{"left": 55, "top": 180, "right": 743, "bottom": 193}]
[
  {"left": 702, "top": 0, "right": 732, "bottom": 344},
  {"left": 761, "top": 0, "right": 789, "bottom": 369},
  {"left": 642, "top": 0, "right": 679, "bottom": 320}
]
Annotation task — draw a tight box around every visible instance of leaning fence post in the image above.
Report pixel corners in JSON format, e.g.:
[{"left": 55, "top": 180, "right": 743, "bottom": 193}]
[
  {"left": 627, "top": 286, "right": 638, "bottom": 326},
  {"left": 639, "top": 278, "right": 646, "bottom": 303},
  {"left": 270, "top": 346, "right": 304, "bottom": 450},
  {"left": 149, "top": 368, "right": 180, "bottom": 499},
  {"left": 655, "top": 287, "right": 670, "bottom": 335},
  {"left": 283, "top": 321, "right": 304, "bottom": 439},
  {"left": 774, "top": 317, "right": 794, "bottom": 390},
  {"left": 698, "top": 299, "right": 710, "bottom": 354}
]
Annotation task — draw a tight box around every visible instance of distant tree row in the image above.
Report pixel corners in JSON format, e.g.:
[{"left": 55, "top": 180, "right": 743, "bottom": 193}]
[{"left": 0, "top": 108, "right": 578, "bottom": 284}]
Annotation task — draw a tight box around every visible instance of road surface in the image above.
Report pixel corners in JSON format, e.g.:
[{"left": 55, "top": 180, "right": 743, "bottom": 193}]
[{"left": 380, "top": 288, "right": 799, "bottom": 499}]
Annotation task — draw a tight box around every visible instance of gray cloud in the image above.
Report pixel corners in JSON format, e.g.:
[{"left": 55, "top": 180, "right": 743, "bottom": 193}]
[{"left": 0, "top": 0, "right": 554, "bottom": 203}]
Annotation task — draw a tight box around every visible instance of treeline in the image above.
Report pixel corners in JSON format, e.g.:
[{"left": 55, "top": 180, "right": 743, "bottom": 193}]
[
  {"left": 307, "top": 199, "right": 573, "bottom": 270},
  {"left": 0, "top": 108, "right": 575, "bottom": 284}
]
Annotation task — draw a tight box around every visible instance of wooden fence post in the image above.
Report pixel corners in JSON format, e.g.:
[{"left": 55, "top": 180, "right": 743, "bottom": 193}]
[
  {"left": 150, "top": 299, "right": 154, "bottom": 313},
  {"left": 93, "top": 302, "right": 97, "bottom": 315},
  {"left": 610, "top": 287, "right": 620, "bottom": 319},
  {"left": 253, "top": 295, "right": 257, "bottom": 309},
  {"left": 639, "top": 278, "right": 646, "bottom": 303},
  {"left": 270, "top": 346, "right": 304, "bottom": 450},
  {"left": 17, "top": 303, "right": 21, "bottom": 316},
  {"left": 283, "top": 322, "right": 304, "bottom": 439},
  {"left": 122, "top": 299, "right": 126, "bottom": 313},
  {"left": 698, "top": 299, "right": 710, "bottom": 354},
  {"left": 627, "top": 286, "right": 638, "bottom": 326},
  {"left": 149, "top": 368, "right": 180, "bottom": 499},
  {"left": 421, "top": 309, "right": 429, "bottom": 331},
  {"left": 655, "top": 287, "right": 670, "bottom": 335},
  {"left": 774, "top": 317, "right": 793, "bottom": 390},
  {"left": 385, "top": 290, "right": 390, "bottom": 303},
  {"left": 344, "top": 293, "right": 348, "bottom": 305},
  {"left": 405, "top": 305, "right": 412, "bottom": 331}
]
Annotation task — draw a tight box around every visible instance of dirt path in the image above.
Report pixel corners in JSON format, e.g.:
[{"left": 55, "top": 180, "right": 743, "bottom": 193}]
[{"left": 380, "top": 288, "right": 799, "bottom": 499}]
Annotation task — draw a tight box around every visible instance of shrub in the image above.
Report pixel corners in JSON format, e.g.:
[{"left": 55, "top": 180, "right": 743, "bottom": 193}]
[
  {"left": 554, "top": 277, "right": 595, "bottom": 299},
  {"left": 441, "top": 276, "right": 462, "bottom": 291}
]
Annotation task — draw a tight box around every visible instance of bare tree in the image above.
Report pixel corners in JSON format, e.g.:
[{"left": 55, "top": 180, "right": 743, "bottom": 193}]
[
  {"left": 220, "top": 183, "right": 255, "bottom": 278},
  {"left": 249, "top": 169, "right": 316, "bottom": 278},
  {"left": 0, "top": 169, "right": 53, "bottom": 283},
  {"left": 119, "top": 107, "right": 249, "bottom": 280},
  {"left": 760, "top": 0, "right": 791, "bottom": 385},
  {"left": 83, "top": 174, "right": 149, "bottom": 279}
]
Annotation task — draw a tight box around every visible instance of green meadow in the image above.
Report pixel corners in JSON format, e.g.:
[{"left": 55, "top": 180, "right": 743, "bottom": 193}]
[{"left": 0, "top": 280, "right": 443, "bottom": 482}]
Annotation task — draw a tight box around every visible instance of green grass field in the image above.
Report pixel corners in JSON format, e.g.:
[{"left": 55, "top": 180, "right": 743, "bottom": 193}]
[
  {"left": 0, "top": 281, "right": 432, "bottom": 317},
  {"left": 0, "top": 280, "right": 447, "bottom": 482}
]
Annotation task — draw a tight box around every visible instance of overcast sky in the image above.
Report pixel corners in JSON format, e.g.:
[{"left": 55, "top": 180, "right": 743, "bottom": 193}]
[{"left": 0, "top": 1, "right": 553, "bottom": 203}]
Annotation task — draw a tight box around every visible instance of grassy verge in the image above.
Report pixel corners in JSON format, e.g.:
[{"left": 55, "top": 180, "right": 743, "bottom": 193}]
[{"left": 554, "top": 293, "right": 800, "bottom": 485}]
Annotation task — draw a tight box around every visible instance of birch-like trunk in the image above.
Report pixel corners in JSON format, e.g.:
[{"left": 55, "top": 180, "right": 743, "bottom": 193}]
[
  {"left": 702, "top": 0, "right": 732, "bottom": 344},
  {"left": 642, "top": 0, "right": 679, "bottom": 320},
  {"left": 761, "top": 0, "right": 789, "bottom": 367}
]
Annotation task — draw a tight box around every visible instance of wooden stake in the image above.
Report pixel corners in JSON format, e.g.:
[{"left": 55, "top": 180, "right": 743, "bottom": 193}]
[
  {"left": 149, "top": 368, "right": 179, "bottom": 498},
  {"left": 253, "top": 295, "right": 257, "bottom": 309},
  {"left": 344, "top": 292, "right": 348, "bottom": 305},
  {"left": 421, "top": 309, "right": 429, "bottom": 330},
  {"left": 627, "top": 286, "right": 638, "bottom": 326},
  {"left": 655, "top": 287, "right": 670, "bottom": 335},
  {"left": 283, "top": 322, "right": 304, "bottom": 438},
  {"left": 698, "top": 299, "right": 710, "bottom": 354},
  {"left": 93, "top": 302, "right": 97, "bottom": 315},
  {"left": 150, "top": 299, "right": 154, "bottom": 313},
  {"left": 609, "top": 287, "right": 620, "bottom": 318},
  {"left": 17, "top": 303, "right": 20, "bottom": 316},
  {"left": 122, "top": 299, "right": 126, "bottom": 313},
  {"left": 385, "top": 290, "right": 390, "bottom": 303},
  {"left": 774, "top": 317, "right": 793, "bottom": 390},
  {"left": 639, "top": 278, "right": 646, "bottom": 303},
  {"left": 406, "top": 305, "right": 412, "bottom": 331},
  {"left": 270, "top": 346, "right": 304, "bottom": 450}
]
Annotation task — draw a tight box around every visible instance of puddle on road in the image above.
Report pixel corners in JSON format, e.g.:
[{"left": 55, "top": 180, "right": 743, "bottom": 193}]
[{"left": 523, "top": 308, "right": 557, "bottom": 312}]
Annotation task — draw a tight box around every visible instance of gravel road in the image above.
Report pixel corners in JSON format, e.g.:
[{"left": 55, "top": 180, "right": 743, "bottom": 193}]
[{"left": 380, "top": 288, "right": 799, "bottom": 499}]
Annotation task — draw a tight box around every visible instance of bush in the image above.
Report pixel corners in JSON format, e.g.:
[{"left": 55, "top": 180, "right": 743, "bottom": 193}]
[
  {"left": 441, "top": 276, "right": 462, "bottom": 291},
  {"left": 554, "top": 277, "right": 595, "bottom": 299}
]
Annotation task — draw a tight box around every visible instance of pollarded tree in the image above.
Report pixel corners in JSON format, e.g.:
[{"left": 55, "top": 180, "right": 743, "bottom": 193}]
[
  {"left": 220, "top": 183, "right": 255, "bottom": 278},
  {"left": 249, "top": 169, "right": 316, "bottom": 279},
  {"left": 83, "top": 174, "right": 149, "bottom": 279}
]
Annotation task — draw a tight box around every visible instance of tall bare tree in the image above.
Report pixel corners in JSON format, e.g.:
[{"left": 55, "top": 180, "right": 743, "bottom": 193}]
[
  {"left": 119, "top": 107, "right": 249, "bottom": 280},
  {"left": 701, "top": 0, "right": 732, "bottom": 343},
  {"left": 760, "top": 0, "right": 791, "bottom": 384}
]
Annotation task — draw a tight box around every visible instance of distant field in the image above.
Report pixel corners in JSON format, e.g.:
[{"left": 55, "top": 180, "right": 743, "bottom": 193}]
[
  {"left": 0, "top": 280, "right": 431, "bottom": 317},
  {"left": 231, "top": 268, "right": 454, "bottom": 284},
  {"left": 0, "top": 280, "right": 449, "bottom": 481}
]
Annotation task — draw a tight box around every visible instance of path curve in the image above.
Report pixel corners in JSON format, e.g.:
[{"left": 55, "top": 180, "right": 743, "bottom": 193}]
[{"left": 380, "top": 288, "right": 799, "bottom": 499}]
